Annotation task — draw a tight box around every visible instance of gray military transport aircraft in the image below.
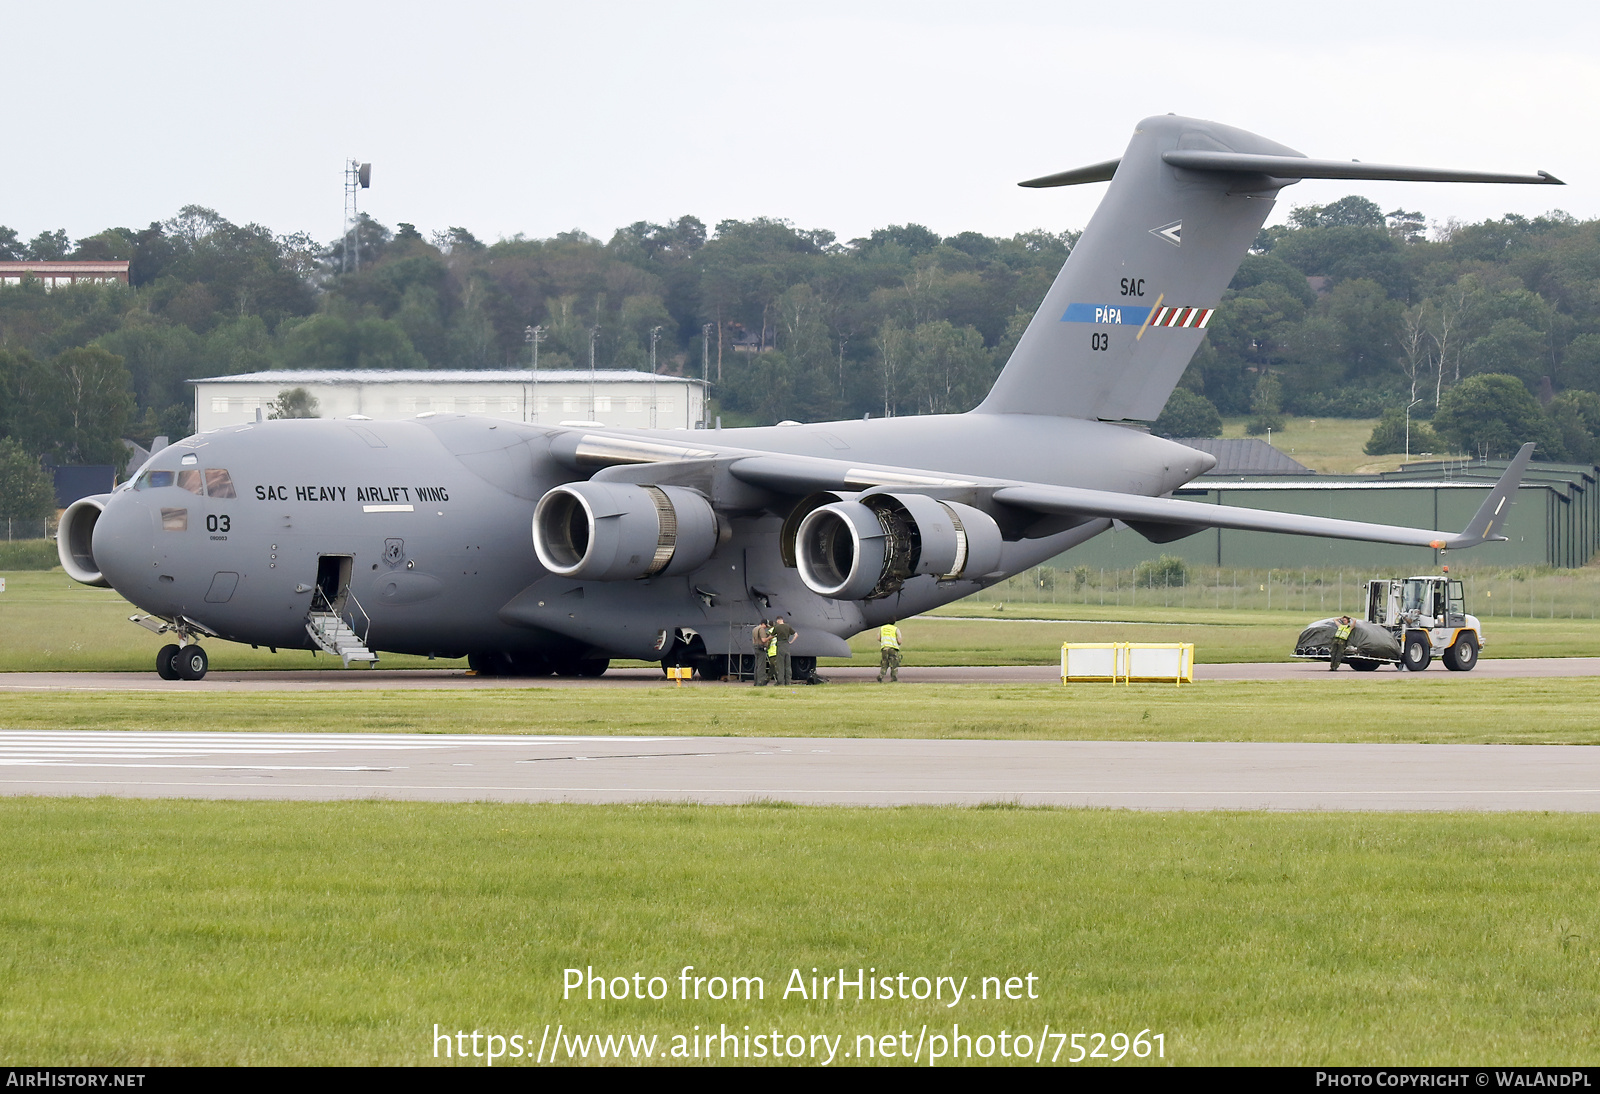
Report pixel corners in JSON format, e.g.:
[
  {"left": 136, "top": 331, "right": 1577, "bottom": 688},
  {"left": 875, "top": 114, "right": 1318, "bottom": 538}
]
[{"left": 58, "top": 115, "right": 1556, "bottom": 680}]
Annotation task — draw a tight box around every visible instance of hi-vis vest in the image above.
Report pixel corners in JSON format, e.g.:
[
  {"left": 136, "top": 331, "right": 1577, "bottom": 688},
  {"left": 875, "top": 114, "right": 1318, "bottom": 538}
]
[
  {"left": 1334, "top": 622, "right": 1353, "bottom": 640},
  {"left": 880, "top": 625, "right": 901, "bottom": 650}
]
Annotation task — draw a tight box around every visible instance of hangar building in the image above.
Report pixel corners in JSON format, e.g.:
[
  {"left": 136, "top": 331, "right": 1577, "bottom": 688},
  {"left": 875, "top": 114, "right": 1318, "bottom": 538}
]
[
  {"left": 189, "top": 369, "right": 709, "bottom": 433},
  {"left": 1058, "top": 456, "right": 1600, "bottom": 571}
]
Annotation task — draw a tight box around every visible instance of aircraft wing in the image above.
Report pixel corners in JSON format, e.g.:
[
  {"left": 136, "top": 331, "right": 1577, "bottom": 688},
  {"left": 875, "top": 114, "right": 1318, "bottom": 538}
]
[
  {"left": 719, "top": 443, "right": 1535, "bottom": 552},
  {"left": 571, "top": 430, "right": 1533, "bottom": 552}
]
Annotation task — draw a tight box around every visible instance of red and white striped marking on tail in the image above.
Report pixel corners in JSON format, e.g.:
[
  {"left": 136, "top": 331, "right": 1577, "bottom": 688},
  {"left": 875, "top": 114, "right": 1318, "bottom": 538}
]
[{"left": 1150, "top": 306, "right": 1214, "bottom": 329}]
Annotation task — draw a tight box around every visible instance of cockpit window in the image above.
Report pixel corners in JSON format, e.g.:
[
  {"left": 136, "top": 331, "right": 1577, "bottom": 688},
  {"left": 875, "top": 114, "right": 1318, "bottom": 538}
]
[
  {"left": 160, "top": 508, "right": 188, "bottom": 532},
  {"left": 204, "top": 469, "right": 237, "bottom": 498},
  {"left": 176, "top": 469, "right": 205, "bottom": 494},
  {"left": 135, "top": 469, "right": 174, "bottom": 490}
]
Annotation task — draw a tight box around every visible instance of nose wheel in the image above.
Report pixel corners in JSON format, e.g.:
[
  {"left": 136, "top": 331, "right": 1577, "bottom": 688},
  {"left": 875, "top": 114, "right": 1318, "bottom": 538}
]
[
  {"left": 156, "top": 644, "right": 209, "bottom": 681},
  {"left": 156, "top": 644, "right": 181, "bottom": 680}
]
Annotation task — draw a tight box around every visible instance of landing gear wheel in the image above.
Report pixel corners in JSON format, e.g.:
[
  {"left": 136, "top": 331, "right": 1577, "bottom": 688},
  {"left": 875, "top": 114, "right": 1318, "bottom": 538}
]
[
  {"left": 176, "top": 645, "right": 209, "bottom": 681},
  {"left": 505, "top": 653, "right": 554, "bottom": 676},
  {"left": 156, "top": 643, "right": 182, "bottom": 680},
  {"left": 1350, "top": 659, "right": 1380, "bottom": 672},
  {"left": 468, "top": 652, "right": 507, "bottom": 676},
  {"left": 576, "top": 658, "right": 609, "bottom": 678},
  {"left": 1444, "top": 632, "right": 1479, "bottom": 672},
  {"left": 1401, "top": 632, "right": 1432, "bottom": 672},
  {"left": 694, "top": 656, "right": 728, "bottom": 681}
]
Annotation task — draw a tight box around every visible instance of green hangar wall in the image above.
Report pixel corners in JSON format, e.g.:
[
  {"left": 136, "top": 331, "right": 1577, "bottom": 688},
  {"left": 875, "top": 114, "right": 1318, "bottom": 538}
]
[{"left": 1053, "top": 460, "right": 1600, "bottom": 572}]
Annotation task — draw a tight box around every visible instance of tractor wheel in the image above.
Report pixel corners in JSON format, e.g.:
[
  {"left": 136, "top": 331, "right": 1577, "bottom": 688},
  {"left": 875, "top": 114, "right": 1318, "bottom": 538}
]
[
  {"left": 1401, "top": 632, "right": 1432, "bottom": 672},
  {"left": 1443, "top": 632, "right": 1479, "bottom": 672}
]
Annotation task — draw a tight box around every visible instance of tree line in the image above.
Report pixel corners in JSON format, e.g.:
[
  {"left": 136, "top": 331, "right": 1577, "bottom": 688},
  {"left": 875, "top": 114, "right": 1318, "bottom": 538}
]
[{"left": 3, "top": 191, "right": 1599, "bottom": 524}]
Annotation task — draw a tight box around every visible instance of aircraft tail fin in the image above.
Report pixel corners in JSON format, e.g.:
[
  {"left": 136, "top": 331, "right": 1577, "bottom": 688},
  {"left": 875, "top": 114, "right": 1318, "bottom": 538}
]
[{"left": 981, "top": 116, "right": 1561, "bottom": 423}]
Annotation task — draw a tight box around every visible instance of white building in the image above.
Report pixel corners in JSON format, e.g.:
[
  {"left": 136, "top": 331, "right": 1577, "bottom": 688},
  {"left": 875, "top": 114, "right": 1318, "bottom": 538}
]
[{"left": 189, "top": 369, "right": 709, "bottom": 433}]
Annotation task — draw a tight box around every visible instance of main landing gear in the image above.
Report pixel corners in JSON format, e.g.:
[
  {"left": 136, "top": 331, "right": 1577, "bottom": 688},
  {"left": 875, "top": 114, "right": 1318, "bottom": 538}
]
[{"left": 156, "top": 643, "right": 209, "bottom": 681}]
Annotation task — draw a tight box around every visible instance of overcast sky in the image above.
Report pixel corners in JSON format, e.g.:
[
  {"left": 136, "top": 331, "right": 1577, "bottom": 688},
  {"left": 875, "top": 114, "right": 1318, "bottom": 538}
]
[{"left": 7, "top": 0, "right": 1595, "bottom": 248}]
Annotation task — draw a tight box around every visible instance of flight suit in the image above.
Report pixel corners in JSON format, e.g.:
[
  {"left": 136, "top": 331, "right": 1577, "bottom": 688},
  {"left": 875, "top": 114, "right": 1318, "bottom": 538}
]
[
  {"left": 877, "top": 623, "right": 902, "bottom": 682},
  {"left": 752, "top": 622, "right": 772, "bottom": 685},
  {"left": 762, "top": 634, "right": 780, "bottom": 686},
  {"left": 1329, "top": 619, "right": 1353, "bottom": 671},
  {"left": 771, "top": 620, "right": 797, "bottom": 685}
]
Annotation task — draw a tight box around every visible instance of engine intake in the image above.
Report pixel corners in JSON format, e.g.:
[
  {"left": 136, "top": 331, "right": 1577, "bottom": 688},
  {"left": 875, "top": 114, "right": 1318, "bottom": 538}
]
[
  {"left": 793, "top": 492, "right": 1002, "bottom": 601},
  {"left": 533, "top": 482, "right": 720, "bottom": 581},
  {"left": 58, "top": 495, "right": 112, "bottom": 588}
]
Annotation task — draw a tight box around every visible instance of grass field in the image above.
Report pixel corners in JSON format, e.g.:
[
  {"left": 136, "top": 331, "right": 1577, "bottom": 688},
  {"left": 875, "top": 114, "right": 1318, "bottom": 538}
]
[
  {"left": 4, "top": 677, "right": 1600, "bottom": 745},
  {"left": 3, "top": 417, "right": 1592, "bottom": 1070},
  {"left": 2, "top": 798, "right": 1597, "bottom": 1066},
  {"left": 1219, "top": 415, "right": 1421, "bottom": 475},
  {"left": 6, "top": 570, "right": 1600, "bottom": 673}
]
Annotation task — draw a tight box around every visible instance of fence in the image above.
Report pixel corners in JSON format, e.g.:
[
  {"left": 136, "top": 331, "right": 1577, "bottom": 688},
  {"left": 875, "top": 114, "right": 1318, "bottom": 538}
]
[
  {"left": 5, "top": 518, "right": 54, "bottom": 542},
  {"left": 984, "top": 563, "right": 1600, "bottom": 619}
]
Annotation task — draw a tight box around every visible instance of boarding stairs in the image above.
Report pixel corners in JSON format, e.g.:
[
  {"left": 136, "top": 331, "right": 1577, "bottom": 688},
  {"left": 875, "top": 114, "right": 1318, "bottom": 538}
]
[{"left": 306, "top": 587, "right": 377, "bottom": 667}]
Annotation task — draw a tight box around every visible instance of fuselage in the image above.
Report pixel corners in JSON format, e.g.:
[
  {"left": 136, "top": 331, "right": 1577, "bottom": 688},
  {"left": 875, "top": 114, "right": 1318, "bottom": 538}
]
[{"left": 83, "top": 411, "right": 1211, "bottom": 663}]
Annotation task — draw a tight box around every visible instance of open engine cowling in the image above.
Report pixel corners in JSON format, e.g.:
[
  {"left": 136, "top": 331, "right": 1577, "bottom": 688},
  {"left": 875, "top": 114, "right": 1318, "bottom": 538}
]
[
  {"left": 793, "top": 492, "right": 1002, "bottom": 601},
  {"left": 533, "top": 481, "right": 720, "bottom": 581},
  {"left": 58, "top": 494, "right": 112, "bottom": 588}
]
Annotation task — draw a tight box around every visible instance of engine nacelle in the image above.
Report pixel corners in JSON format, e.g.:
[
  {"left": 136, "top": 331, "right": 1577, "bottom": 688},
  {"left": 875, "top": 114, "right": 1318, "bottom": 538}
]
[
  {"left": 533, "top": 481, "right": 720, "bottom": 581},
  {"left": 58, "top": 494, "right": 112, "bottom": 588},
  {"left": 793, "top": 492, "right": 1002, "bottom": 601}
]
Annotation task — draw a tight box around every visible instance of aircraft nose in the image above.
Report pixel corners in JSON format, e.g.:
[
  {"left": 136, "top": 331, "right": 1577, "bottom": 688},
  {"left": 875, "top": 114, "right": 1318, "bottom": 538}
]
[{"left": 91, "top": 490, "right": 154, "bottom": 593}]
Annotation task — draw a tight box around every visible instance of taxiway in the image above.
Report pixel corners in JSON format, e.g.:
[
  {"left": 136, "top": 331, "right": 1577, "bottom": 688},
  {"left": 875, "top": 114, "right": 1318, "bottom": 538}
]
[{"left": 1, "top": 730, "right": 1597, "bottom": 811}]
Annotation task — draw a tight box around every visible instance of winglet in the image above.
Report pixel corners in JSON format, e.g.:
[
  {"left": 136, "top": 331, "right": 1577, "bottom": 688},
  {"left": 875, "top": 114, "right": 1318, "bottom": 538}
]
[{"left": 1445, "top": 443, "right": 1535, "bottom": 548}]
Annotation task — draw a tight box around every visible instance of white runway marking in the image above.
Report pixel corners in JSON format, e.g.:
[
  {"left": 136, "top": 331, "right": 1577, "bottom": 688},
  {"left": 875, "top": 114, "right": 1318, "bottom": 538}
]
[{"left": 0, "top": 731, "right": 672, "bottom": 769}]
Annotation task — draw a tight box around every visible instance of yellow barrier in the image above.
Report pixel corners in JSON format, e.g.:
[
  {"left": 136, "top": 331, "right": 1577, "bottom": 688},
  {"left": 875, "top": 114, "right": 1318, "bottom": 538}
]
[
  {"left": 1060, "top": 642, "right": 1194, "bottom": 687},
  {"left": 666, "top": 666, "right": 693, "bottom": 687}
]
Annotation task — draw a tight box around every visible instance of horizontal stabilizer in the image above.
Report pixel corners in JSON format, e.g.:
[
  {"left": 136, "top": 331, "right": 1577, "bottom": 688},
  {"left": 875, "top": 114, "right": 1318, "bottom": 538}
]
[
  {"left": 1017, "top": 153, "right": 1561, "bottom": 190},
  {"left": 1161, "top": 150, "right": 1562, "bottom": 186},
  {"left": 1017, "top": 159, "right": 1121, "bottom": 188}
]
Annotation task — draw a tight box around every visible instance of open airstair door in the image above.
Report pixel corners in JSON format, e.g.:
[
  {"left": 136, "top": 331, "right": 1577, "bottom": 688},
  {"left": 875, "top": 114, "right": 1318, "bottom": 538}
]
[
  {"left": 316, "top": 555, "right": 351, "bottom": 612},
  {"left": 307, "top": 554, "right": 377, "bottom": 667}
]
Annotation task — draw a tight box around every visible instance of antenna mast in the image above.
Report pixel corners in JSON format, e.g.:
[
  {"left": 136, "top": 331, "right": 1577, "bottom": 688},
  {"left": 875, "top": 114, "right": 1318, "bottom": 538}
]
[{"left": 343, "top": 160, "right": 371, "bottom": 274}]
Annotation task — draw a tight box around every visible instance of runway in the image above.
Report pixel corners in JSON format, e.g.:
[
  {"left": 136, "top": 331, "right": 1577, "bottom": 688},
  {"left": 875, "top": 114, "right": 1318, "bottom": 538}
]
[
  {"left": 1, "top": 729, "right": 1598, "bottom": 811},
  {"left": 0, "top": 656, "right": 1596, "bottom": 692}
]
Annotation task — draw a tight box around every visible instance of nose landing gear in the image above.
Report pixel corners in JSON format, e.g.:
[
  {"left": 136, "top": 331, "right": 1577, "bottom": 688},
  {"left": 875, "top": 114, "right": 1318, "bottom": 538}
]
[{"left": 134, "top": 615, "right": 214, "bottom": 681}]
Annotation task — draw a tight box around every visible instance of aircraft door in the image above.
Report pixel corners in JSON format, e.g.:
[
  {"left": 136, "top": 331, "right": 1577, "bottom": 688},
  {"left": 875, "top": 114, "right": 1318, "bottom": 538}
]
[{"left": 315, "top": 554, "right": 353, "bottom": 613}]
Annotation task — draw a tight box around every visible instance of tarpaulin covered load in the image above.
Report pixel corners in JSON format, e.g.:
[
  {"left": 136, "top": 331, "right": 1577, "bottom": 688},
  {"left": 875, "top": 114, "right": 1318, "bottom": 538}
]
[{"left": 1294, "top": 618, "right": 1401, "bottom": 663}]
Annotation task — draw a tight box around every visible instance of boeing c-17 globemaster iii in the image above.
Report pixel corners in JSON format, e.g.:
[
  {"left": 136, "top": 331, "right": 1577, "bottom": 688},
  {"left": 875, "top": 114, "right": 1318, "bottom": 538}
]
[{"left": 57, "top": 115, "right": 1554, "bottom": 680}]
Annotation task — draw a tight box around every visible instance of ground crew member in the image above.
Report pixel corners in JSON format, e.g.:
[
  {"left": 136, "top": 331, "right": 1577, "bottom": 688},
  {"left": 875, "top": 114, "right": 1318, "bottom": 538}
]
[
  {"left": 752, "top": 620, "right": 772, "bottom": 686},
  {"left": 771, "top": 615, "right": 797, "bottom": 685},
  {"left": 1329, "top": 615, "right": 1354, "bottom": 671},
  {"left": 877, "top": 621, "right": 903, "bottom": 682}
]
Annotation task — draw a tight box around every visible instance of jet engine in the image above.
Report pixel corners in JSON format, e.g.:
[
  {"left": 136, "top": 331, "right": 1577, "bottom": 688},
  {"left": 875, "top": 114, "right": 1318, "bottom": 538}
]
[
  {"left": 793, "top": 492, "right": 1002, "bottom": 601},
  {"left": 532, "top": 481, "right": 721, "bottom": 581},
  {"left": 57, "top": 494, "right": 112, "bottom": 588}
]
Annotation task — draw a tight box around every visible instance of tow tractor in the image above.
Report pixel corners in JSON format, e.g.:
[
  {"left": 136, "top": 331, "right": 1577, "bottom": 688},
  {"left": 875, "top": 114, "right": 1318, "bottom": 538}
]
[{"left": 1294, "top": 574, "right": 1484, "bottom": 671}]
